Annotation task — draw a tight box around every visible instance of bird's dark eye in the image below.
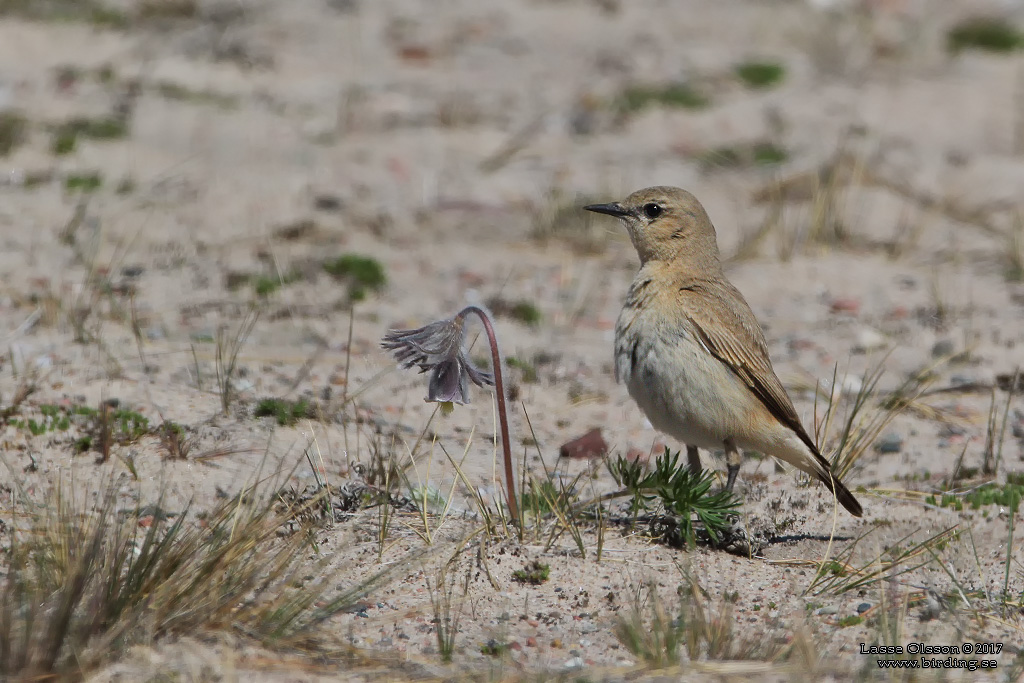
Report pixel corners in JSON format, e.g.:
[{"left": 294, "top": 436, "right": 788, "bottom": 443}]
[{"left": 642, "top": 203, "right": 662, "bottom": 219}]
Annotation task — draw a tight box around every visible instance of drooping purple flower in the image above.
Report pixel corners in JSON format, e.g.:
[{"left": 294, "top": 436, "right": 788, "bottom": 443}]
[{"left": 381, "top": 316, "right": 494, "bottom": 406}]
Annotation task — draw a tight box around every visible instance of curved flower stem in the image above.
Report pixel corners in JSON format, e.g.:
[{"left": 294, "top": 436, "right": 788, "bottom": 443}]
[{"left": 457, "top": 305, "right": 519, "bottom": 525}]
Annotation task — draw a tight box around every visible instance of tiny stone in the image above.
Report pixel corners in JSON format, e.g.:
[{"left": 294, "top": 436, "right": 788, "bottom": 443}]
[
  {"left": 932, "top": 339, "right": 955, "bottom": 358},
  {"left": 856, "top": 602, "right": 871, "bottom": 613},
  {"left": 853, "top": 327, "right": 886, "bottom": 353},
  {"left": 829, "top": 297, "right": 861, "bottom": 315},
  {"left": 564, "top": 656, "right": 584, "bottom": 669},
  {"left": 814, "top": 606, "right": 838, "bottom": 616},
  {"left": 875, "top": 432, "right": 903, "bottom": 454}
]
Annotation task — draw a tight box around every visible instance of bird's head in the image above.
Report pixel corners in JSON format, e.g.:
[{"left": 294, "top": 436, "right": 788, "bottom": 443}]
[{"left": 584, "top": 186, "right": 721, "bottom": 269}]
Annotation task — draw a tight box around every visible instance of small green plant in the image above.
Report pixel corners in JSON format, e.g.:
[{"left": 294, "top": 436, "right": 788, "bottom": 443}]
[
  {"left": 700, "top": 142, "right": 788, "bottom": 170},
  {"left": 615, "top": 82, "right": 709, "bottom": 113},
  {"left": 735, "top": 61, "right": 786, "bottom": 89},
  {"left": 753, "top": 142, "right": 788, "bottom": 165},
  {"left": 838, "top": 615, "right": 864, "bottom": 628},
  {"left": 947, "top": 17, "right": 1023, "bottom": 54},
  {"left": 155, "top": 81, "right": 238, "bottom": 109},
  {"left": 252, "top": 270, "right": 300, "bottom": 297},
  {"left": 215, "top": 306, "right": 260, "bottom": 415},
  {"left": 485, "top": 297, "right": 542, "bottom": 327},
  {"left": 509, "top": 301, "right": 540, "bottom": 326},
  {"left": 254, "top": 397, "right": 315, "bottom": 426},
  {"left": 505, "top": 356, "right": 539, "bottom": 383},
  {"left": 427, "top": 562, "right": 469, "bottom": 663},
  {"left": 323, "top": 254, "right": 386, "bottom": 301},
  {"left": 51, "top": 128, "right": 77, "bottom": 155},
  {"left": 50, "top": 115, "right": 128, "bottom": 155},
  {"left": 138, "top": 0, "right": 198, "bottom": 21},
  {"left": 0, "top": 0, "right": 128, "bottom": 27},
  {"left": 512, "top": 560, "right": 550, "bottom": 585},
  {"left": 65, "top": 171, "right": 103, "bottom": 192},
  {"left": 926, "top": 481, "right": 1024, "bottom": 512},
  {"left": 608, "top": 449, "right": 741, "bottom": 547},
  {"left": 157, "top": 421, "right": 193, "bottom": 459},
  {"left": 0, "top": 110, "right": 27, "bottom": 156},
  {"left": 479, "top": 639, "right": 509, "bottom": 657},
  {"left": 9, "top": 404, "right": 71, "bottom": 435}
]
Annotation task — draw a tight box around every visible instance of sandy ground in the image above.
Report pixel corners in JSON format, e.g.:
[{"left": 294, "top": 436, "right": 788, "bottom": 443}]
[{"left": 2, "top": 0, "right": 1024, "bottom": 680}]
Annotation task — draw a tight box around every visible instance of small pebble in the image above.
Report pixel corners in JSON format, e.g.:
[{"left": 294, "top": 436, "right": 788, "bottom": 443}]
[
  {"left": 814, "top": 606, "right": 838, "bottom": 616},
  {"left": 875, "top": 432, "right": 903, "bottom": 454},
  {"left": 853, "top": 327, "right": 886, "bottom": 353},
  {"left": 856, "top": 602, "right": 871, "bottom": 614},
  {"left": 931, "top": 339, "right": 955, "bottom": 358},
  {"left": 829, "top": 297, "right": 861, "bottom": 315},
  {"left": 564, "top": 656, "right": 584, "bottom": 669},
  {"left": 559, "top": 427, "right": 607, "bottom": 459}
]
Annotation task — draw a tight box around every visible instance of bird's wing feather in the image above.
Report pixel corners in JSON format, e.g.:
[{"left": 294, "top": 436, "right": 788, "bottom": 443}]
[
  {"left": 679, "top": 280, "right": 863, "bottom": 517},
  {"left": 679, "top": 281, "right": 819, "bottom": 458}
]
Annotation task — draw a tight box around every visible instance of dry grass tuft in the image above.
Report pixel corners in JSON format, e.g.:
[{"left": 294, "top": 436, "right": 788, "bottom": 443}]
[{"left": 0, "top": 474, "right": 410, "bottom": 680}]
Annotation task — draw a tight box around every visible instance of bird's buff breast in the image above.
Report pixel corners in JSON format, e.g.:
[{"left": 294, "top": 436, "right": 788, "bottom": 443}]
[{"left": 615, "top": 309, "right": 756, "bottom": 450}]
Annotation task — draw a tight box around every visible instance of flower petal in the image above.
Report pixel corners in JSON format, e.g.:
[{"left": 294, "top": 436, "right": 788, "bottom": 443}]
[{"left": 427, "top": 359, "right": 470, "bottom": 405}]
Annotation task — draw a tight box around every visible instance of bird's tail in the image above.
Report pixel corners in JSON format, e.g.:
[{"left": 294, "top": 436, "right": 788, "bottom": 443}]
[
  {"left": 814, "top": 466, "right": 863, "bottom": 518},
  {"left": 779, "top": 436, "right": 863, "bottom": 517}
]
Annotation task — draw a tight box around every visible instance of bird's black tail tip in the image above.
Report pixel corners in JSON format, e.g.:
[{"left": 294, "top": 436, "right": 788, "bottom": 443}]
[{"left": 819, "top": 473, "right": 863, "bottom": 518}]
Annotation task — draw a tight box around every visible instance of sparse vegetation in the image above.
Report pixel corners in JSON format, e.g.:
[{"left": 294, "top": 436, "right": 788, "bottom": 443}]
[
  {"left": 51, "top": 116, "right": 128, "bottom": 155},
  {"left": 0, "top": 477, "right": 401, "bottom": 680},
  {"left": 155, "top": 81, "right": 239, "bottom": 109},
  {"left": 485, "top": 296, "right": 542, "bottom": 327},
  {"left": 215, "top": 306, "right": 260, "bottom": 415},
  {"left": 530, "top": 190, "right": 611, "bottom": 253},
  {"left": 0, "top": 0, "right": 129, "bottom": 28},
  {"left": 735, "top": 60, "right": 786, "bottom": 89},
  {"left": 254, "top": 397, "right": 316, "bottom": 426},
  {"left": 700, "top": 141, "right": 788, "bottom": 170},
  {"left": 616, "top": 577, "right": 784, "bottom": 667},
  {"left": 137, "top": 0, "right": 198, "bottom": 22},
  {"left": 506, "top": 355, "right": 539, "bottom": 383},
  {"left": 0, "top": 110, "right": 27, "bottom": 156},
  {"left": 927, "top": 480, "right": 1024, "bottom": 512},
  {"left": 64, "top": 171, "right": 103, "bottom": 192},
  {"left": 323, "top": 254, "right": 387, "bottom": 301},
  {"left": 614, "top": 82, "right": 709, "bottom": 113},
  {"left": 947, "top": 16, "right": 1023, "bottom": 54},
  {"left": 512, "top": 560, "right": 550, "bottom": 585}
]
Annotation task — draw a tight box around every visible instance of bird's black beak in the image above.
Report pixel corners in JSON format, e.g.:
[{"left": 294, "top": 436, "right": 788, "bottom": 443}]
[{"left": 583, "top": 202, "right": 631, "bottom": 218}]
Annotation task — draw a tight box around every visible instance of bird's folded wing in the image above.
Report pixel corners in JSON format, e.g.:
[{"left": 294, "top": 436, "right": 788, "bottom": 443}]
[{"left": 680, "top": 283, "right": 820, "bottom": 458}]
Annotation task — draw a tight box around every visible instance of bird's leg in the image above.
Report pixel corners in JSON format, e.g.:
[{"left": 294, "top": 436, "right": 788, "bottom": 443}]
[
  {"left": 724, "top": 438, "right": 740, "bottom": 492},
  {"left": 686, "top": 445, "right": 701, "bottom": 474}
]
